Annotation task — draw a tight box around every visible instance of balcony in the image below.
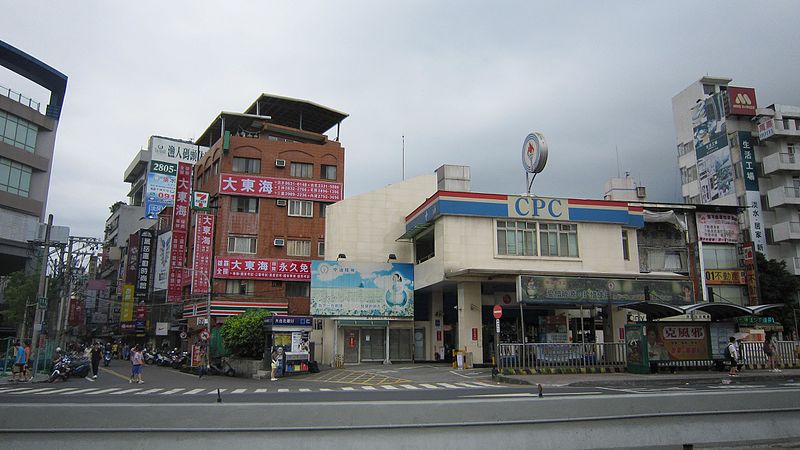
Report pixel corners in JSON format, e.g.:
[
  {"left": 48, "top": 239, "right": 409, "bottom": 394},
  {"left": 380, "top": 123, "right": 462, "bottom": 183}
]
[
  {"left": 760, "top": 119, "right": 800, "bottom": 141},
  {"left": 763, "top": 153, "right": 800, "bottom": 175},
  {"left": 771, "top": 221, "right": 800, "bottom": 242},
  {"left": 767, "top": 186, "right": 800, "bottom": 208},
  {"left": 0, "top": 84, "right": 41, "bottom": 113}
]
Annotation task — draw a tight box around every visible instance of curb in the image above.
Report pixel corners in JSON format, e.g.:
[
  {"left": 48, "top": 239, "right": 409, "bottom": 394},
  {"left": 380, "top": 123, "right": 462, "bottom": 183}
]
[{"left": 497, "top": 372, "right": 799, "bottom": 387}]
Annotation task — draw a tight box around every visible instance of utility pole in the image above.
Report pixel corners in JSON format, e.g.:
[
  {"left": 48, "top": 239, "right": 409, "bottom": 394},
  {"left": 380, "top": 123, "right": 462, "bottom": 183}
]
[
  {"left": 31, "top": 214, "right": 53, "bottom": 372},
  {"left": 56, "top": 237, "right": 75, "bottom": 348}
]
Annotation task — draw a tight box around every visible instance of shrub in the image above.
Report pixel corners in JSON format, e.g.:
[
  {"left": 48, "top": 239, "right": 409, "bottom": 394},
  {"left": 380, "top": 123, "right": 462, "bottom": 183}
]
[{"left": 220, "top": 309, "right": 272, "bottom": 358}]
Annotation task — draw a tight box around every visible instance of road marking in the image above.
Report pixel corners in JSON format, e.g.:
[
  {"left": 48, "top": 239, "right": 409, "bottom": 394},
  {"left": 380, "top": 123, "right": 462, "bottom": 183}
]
[
  {"left": 449, "top": 370, "right": 486, "bottom": 379},
  {"left": 341, "top": 387, "right": 354, "bottom": 391},
  {"left": 381, "top": 385, "right": 399, "bottom": 390},
  {"left": 470, "top": 382, "right": 499, "bottom": 387},
  {"left": 420, "top": 384, "right": 440, "bottom": 389},
  {"left": 135, "top": 388, "right": 164, "bottom": 395},
  {"left": 100, "top": 367, "right": 132, "bottom": 382},
  {"left": 11, "top": 388, "right": 54, "bottom": 394},
  {"left": 161, "top": 388, "right": 185, "bottom": 395},
  {"left": 400, "top": 384, "right": 420, "bottom": 390},
  {"left": 299, "top": 388, "right": 311, "bottom": 392},
  {"left": 110, "top": 388, "right": 143, "bottom": 395},
  {"left": 183, "top": 389, "right": 205, "bottom": 395},
  {"left": 361, "top": 386, "right": 377, "bottom": 391},
  {"left": 86, "top": 388, "right": 123, "bottom": 395},
  {"left": 437, "top": 383, "right": 460, "bottom": 389},
  {"left": 62, "top": 388, "right": 100, "bottom": 395},
  {"left": 319, "top": 388, "right": 332, "bottom": 391},
  {"left": 208, "top": 389, "right": 226, "bottom": 394},
  {"left": 254, "top": 388, "right": 268, "bottom": 393},
  {"left": 36, "top": 388, "right": 78, "bottom": 395},
  {"left": 0, "top": 387, "right": 32, "bottom": 393},
  {"left": 231, "top": 388, "right": 247, "bottom": 394},
  {"left": 597, "top": 387, "right": 640, "bottom": 394},
  {"left": 456, "top": 383, "right": 481, "bottom": 388},
  {"left": 278, "top": 389, "right": 289, "bottom": 392}
]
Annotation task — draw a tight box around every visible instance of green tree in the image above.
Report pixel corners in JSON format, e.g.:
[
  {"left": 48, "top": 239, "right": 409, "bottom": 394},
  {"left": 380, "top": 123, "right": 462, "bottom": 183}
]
[
  {"left": 756, "top": 252, "right": 800, "bottom": 338},
  {"left": 1, "top": 270, "right": 39, "bottom": 327},
  {"left": 220, "top": 309, "right": 272, "bottom": 358}
]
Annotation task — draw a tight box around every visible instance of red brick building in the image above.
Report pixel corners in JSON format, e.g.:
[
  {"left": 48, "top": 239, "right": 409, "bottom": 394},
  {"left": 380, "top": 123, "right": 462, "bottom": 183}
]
[{"left": 185, "top": 94, "right": 347, "bottom": 329}]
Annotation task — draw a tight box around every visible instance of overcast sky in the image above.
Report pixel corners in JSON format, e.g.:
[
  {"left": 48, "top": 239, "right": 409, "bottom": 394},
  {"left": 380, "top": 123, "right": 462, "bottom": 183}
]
[{"left": 3, "top": 1, "right": 800, "bottom": 238}]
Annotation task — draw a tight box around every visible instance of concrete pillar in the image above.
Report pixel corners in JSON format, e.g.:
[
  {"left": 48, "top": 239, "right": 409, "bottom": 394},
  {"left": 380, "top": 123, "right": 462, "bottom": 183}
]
[
  {"left": 431, "top": 288, "right": 444, "bottom": 360},
  {"left": 457, "top": 282, "right": 483, "bottom": 365}
]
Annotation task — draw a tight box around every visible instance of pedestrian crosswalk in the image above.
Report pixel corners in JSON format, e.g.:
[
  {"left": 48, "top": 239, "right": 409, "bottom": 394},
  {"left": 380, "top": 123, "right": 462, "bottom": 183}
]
[{"left": 0, "top": 381, "right": 501, "bottom": 397}]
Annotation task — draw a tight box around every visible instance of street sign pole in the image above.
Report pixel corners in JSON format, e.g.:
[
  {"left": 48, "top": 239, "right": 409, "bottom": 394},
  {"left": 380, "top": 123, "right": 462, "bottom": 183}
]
[{"left": 493, "top": 305, "right": 503, "bottom": 369}]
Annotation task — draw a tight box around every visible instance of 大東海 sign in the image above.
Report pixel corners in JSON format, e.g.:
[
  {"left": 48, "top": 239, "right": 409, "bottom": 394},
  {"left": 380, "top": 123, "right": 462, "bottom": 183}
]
[
  {"left": 215, "top": 257, "right": 310, "bottom": 281},
  {"left": 219, "top": 173, "right": 342, "bottom": 202}
]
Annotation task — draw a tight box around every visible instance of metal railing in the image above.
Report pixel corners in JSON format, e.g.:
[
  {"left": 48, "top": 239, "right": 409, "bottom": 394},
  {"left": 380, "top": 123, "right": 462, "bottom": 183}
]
[
  {"left": 0, "top": 85, "right": 41, "bottom": 112},
  {"left": 498, "top": 342, "right": 626, "bottom": 372},
  {"left": 779, "top": 153, "right": 798, "bottom": 164},
  {"left": 740, "top": 341, "right": 800, "bottom": 367},
  {"left": 782, "top": 187, "right": 800, "bottom": 198}
]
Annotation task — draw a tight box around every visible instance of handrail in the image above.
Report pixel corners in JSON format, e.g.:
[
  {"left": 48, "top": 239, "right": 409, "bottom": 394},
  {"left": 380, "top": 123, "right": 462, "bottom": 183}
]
[{"left": 0, "top": 84, "right": 41, "bottom": 112}]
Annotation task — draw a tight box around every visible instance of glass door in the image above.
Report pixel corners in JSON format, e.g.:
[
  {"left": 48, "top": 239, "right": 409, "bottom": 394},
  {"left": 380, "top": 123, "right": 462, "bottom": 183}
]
[{"left": 343, "top": 328, "right": 359, "bottom": 364}]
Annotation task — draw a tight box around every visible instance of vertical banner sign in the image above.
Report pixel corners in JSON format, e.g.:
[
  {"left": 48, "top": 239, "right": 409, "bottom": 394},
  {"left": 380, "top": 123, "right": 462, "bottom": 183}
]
[
  {"left": 135, "top": 302, "right": 147, "bottom": 334},
  {"left": 740, "top": 242, "right": 760, "bottom": 306},
  {"left": 136, "top": 230, "right": 154, "bottom": 296},
  {"left": 191, "top": 213, "right": 215, "bottom": 295},
  {"left": 737, "top": 132, "right": 767, "bottom": 254},
  {"left": 125, "top": 232, "right": 141, "bottom": 284},
  {"left": 121, "top": 284, "right": 135, "bottom": 322},
  {"left": 167, "top": 162, "right": 192, "bottom": 302}
]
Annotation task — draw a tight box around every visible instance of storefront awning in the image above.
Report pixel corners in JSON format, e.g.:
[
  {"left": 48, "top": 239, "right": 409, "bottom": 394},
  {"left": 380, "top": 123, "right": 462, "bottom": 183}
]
[
  {"left": 748, "top": 304, "right": 785, "bottom": 315},
  {"left": 682, "top": 303, "right": 753, "bottom": 320},
  {"left": 622, "top": 301, "right": 783, "bottom": 321},
  {"left": 621, "top": 302, "right": 686, "bottom": 320}
]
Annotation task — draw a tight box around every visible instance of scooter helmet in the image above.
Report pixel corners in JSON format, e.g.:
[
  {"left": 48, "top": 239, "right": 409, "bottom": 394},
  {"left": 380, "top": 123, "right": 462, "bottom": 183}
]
[{"left": 56, "top": 347, "right": 62, "bottom": 353}]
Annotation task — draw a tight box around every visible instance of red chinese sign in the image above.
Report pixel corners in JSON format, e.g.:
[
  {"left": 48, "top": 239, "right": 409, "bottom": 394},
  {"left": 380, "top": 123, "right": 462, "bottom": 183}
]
[
  {"left": 218, "top": 173, "right": 342, "bottom": 202},
  {"left": 214, "top": 257, "right": 311, "bottom": 281},
  {"left": 68, "top": 297, "right": 85, "bottom": 326},
  {"left": 167, "top": 162, "right": 192, "bottom": 302},
  {"left": 726, "top": 86, "right": 757, "bottom": 116},
  {"left": 654, "top": 323, "right": 709, "bottom": 361},
  {"left": 191, "top": 213, "right": 215, "bottom": 295}
]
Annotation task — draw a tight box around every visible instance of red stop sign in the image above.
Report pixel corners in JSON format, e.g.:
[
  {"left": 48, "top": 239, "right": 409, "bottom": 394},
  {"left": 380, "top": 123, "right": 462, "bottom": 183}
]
[{"left": 493, "top": 305, "right": 503, "bottom": 319}]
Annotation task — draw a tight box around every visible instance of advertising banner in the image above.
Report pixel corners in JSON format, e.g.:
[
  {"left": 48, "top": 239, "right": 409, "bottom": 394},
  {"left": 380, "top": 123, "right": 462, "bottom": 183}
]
[
  {"left": 311, "top": 261, "right": 414, "bottom": 317},
  {"left": 135, "top": 229, "right": 154, "bottom": 296},
  {"left": 125, "top": 232, "right": 140, "bottom": 284},
  {"left": 758, "top": 119, "right": 775, "bottom": 141},
  {"left": 726, "top": 87, "right": 757, "bottom": 116},
  {"left": 647, "top": 323, "right": 709, "bottom": 361},
  {"left": 696, "top": 212, "right": 739, "bottom": 243},
  {"left": 68, "top": 297, "right": 85, "bottom": 327},
  {"left": 737, "top": 132, "right": 760, "bottom": 192},
  {"left": 214, "top": 257, "right": 311, "bottom": 281},
  {"left": 135, "top": 302, "right": 147, "bottom": 333},
  {"left": 155, "top": 322, "right": 169, "bottom": 336},
  {"left": 624, "top": 324, "right": 649, "bottom": 374},
  {"left": 149, "top": 136, "right": 207, "bottom": 165},
  {"left": 167, "top": 162, "right": 192, "bottom": 302},
  {"left": 745, "top": 191, "right": 767, "bottom": 254},
  {"left": 697, "top": 148, "right": 734, "bottom": 203},
  {"left": 153, "top": 231, "right": 171, "bottom": 291},
  {"left": 518, "top": 275, "right": 694, "bottom": 306},
  {"left": 692, "top": 92, "right": 733, "bottom": 203},
  {"left": 219, "top": 173, "right": 342, "bottom": 202},
  {"left": 121, "top": 284, "right": 135, "bottom": 322},
  {"left": 191, "top": 214, "right": 215, "bottom": 294},
  {"left": 704, "top": 269, "right": 746, "bottom": 285},
  {"left": 144, "top": 161, "right": 177, "bottom": 219}
]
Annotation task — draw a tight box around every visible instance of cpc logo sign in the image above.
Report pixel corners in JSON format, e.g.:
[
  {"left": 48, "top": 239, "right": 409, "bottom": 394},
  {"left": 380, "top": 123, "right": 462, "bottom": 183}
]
[{"left": 522, "top": 132, "right": 548, "bottom": 174}]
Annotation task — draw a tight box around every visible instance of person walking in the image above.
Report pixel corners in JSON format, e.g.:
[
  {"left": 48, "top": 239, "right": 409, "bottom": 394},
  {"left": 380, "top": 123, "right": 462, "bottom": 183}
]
[
  {"left": 765, "top": 332, "right": 782, "bottom": 372},
  {"left": 122, "top": 343, "right": 130, "bottom": 361},
  {"left": 129, "top": 345, "right": 144, "bottom": 384},
  {"left": 89, "top": 342, "right": 102, "bottom": 380},
  {"left": 12, "top": 340, "right": 26, "bottom": 382},
  {"left": 727, "top": 337, "right": 740, "bottom": 376},
  {"left": 23, "top": 340, "right": 31, "bottom": 381}
]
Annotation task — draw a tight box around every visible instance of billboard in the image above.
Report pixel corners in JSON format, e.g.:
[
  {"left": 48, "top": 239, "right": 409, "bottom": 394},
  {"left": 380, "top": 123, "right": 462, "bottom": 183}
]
[
  {"left": 219, "top": 173, "right": 343, "bottom": 202},
  {"left": 214, "top": 257, "right": 311, "bottom": 281},
  {"left": 144, "top": 161, "right": 177, "bottom": 219},
  {"left": 135, "top": 229, "right": 154, "bottom": 296},
  {"left": 726, "top": 87, "right": 757, "bottom": 116},
  {"left": 167, "top": 162, "right": 192, "bottom": 302},
  {"left": 149, "top": 136, "right": 207, "bottom": 165},
  {"left": 125, "top": 232, "right": 140, "bottom": 284},
  {"left": 758, "top": 119, "right": 775, "bottom": 140},
  {"left": 153, "top": 231, "right": 171, "bottom": 291},
  {"left": 736, "top": 131, "right": 767, "bottom": 253},
  {"left": 647, "top": 323, "right": 709, "bottom": 361},
  {"left": 692, "top": 92, "right": 734, "bottom": 203},
  {"left": 121, "top": 284, "right": 135, "bottom": 322},
  {"left": 518, "top": 275, "right": 694, "bottom": 306},
  {"left": 696, "top": 212, "right": 739, "bottom": 244},
  {"left": 311, "top": 261, "right": 414, "bottom": 317},
  {"left": 191, "top": 214, "right": 215, "bottom": 294}
]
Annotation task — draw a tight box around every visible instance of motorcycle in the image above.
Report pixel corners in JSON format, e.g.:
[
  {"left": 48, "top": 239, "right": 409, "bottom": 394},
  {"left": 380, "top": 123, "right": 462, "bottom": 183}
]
[
  {"left": 49, "top": 353, "right": 91, "bottom": 382},
  {"left": 103, "top": 350, "right": 112, "bottom": 367},
  {"left": 156, "top": 351, "right": 172, "bottom": 367},
  {"left": 143, "top": 349, "right": 156, "bottom": 365},
  {"left": 171, "top": 350, "right": 188, "bottom": 369}
]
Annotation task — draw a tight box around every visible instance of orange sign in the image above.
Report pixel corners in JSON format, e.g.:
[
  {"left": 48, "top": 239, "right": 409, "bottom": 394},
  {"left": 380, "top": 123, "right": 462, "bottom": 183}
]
[{"left": 704, "top": 269, "right": 746, "bottom": 285}]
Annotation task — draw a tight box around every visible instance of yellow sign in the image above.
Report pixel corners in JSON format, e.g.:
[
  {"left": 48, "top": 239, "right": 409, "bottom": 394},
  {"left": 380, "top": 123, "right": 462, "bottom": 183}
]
[
  {"left": 704, "top": 269, "right": 746, "bottom": 285},
  {"left": 121, "top": 284, "right": 135, "bottom": 321}
]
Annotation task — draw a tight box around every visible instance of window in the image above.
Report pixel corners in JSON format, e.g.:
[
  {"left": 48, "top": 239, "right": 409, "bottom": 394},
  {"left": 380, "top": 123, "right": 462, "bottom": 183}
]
[
  {"left": 288, "top": 200, "right": 313, "bottom": 217},
  {"left": 702, "top": 245, "right": 738, "bottom": 269},
  {"left": 0, "top": 157, "right": 32, "bottom": 197},
  {"left": 227, "top": 235, "right": 257, "bottom": 253},
  {"left": 0, "top": 111, "right": 38, "bottom": 153},
  {"left": 622, "top": 230, "right": 630, "bottom": 261},
  {"left": 290, "top": 162, "right": 313, "bottom": 178},
  {"left": 212, "top": 159, "right": 220, "bottom": 175},
  {"left": 540, "top": 223, "right": 579, "bottom": 257},
  {"left": 321, "top": 165, "right": 337, "bottom": 180},
  {"left": 496, "top": 220, "right": 537, "bottom": 256},
  {"left": 225, "top": 280, "right": 254, "bottom": 295},
  {"left": 320, "top": 203, "right": 329, "bottom": 218},
  {"left": 232, "top": 157, "right": 261, "bottom": 174},
  {"left": 287, "top": 239, "right": 311, "bottom": 257},
  {"left": 285, "top": 282, "right": 310, "bottom": 297},
  {"left": 765, "top": 228, "right": 774, "bottom": 245},
  {"left": 231, "top": 196, "right": 258, "bottom": 213},
  {"left": 318, "top": 241, "right": 325, "bottom": 257},
  {"left": 415, "top": 228, "right": 435, "bottom": 263}
]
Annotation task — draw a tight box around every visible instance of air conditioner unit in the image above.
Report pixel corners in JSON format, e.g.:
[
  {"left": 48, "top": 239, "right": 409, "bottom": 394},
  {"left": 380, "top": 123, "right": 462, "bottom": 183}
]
[
  {"left": 275, "top": 159, "right": 286, "bottom": 167},
  {"left": 273, "top": 238, "right": 285, "bottom": 247},
  {"left": 276, "top": 199, "right": 287, "bottom": 207},
  {"left": 636, "top": 186, "right": 647, "bottom": 199}
]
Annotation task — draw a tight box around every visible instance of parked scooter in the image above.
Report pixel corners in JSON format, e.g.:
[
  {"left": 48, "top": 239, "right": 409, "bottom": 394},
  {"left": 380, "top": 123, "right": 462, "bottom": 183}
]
[
  {"left": 49, "top": 352, "right": 91, "bottom": 382},
  {"left": 103, "top": 350, "right": 112, "bottom": 367},
  {"left": 143, "top": 348, "right": 156, "bottom": 365},
  {"left": 171, "top": 350, "right": 188, "bottom": 369}
]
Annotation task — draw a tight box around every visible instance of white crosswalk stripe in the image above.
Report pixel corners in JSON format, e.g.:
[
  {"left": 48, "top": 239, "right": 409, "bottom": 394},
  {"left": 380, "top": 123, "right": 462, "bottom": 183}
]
[
  {"left": 37, "top": 388, "right": 78, "bottom": 395},
  {"left": 87, "top": 388, "right": 123, "bottom": 395},
  {"left": 254, "top": 388, "right": 268, "bottom": 393},
  {"left": 161, "top": 388, "right": 185, "bottom": 395},
  {"left": 135, "top": 388, "right": 164, "bottom": 395},
  {"left": 63, "top": 388, "right": 100, "bottom": 395},
  {"left": 342, "top": 387, "right": 355, "bottom": 391},
  {"left": 231, "top": 389, "right": 247, "bottom": 394},
  {"left": 361, "top": 386, "right": 377, "bottom": 391},
  {"left": 381, "top": 385, "right": 399, "bottom": 390},
  {"left": 299, "top": 388, "right": 311, "bottom": 392},
  {"left": 419, "top": 384, "right": 440, "bottom": 389},
  {"left": 207, "top": 389, "right": 226, "bottom": 394},
  {"left": 456, "top": 383, "right": 482, "bottom": 388},
  {"left": 183, "top": 389, "right": 205, "bottom": 395},
  {"left": 437, "top": 383, "right": 459, "bottom": 389},
  {"left": 110, "top": 388, "right": 142, "bottom": 395},
  {"left": 11, "top": 388, "right": 54, "bottom": 394},
  {"left": 400, "top": 384, "right": 420, "bottom": 390},
  {"left": 278, "top": 389, "right": 289, "bottom": 392}
]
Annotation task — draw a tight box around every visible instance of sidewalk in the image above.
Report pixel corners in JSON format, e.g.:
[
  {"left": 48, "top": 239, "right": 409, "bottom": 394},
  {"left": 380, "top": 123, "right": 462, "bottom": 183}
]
[{"left": 498, "top": 368, "right": 800, "bottom": 388}]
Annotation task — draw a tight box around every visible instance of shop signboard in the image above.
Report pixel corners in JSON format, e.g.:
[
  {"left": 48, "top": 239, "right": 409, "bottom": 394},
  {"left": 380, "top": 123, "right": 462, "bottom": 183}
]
[
  {"left": 155, "top": 322, "right": 169, "bottom": 336},
  {"left": 191, "top": 213, "right": 214, "bottom": 294},
  {"left": 167, "top": 162, "right": 192, "bottom": 302},
  {"left": 121, "top": 284, "right": 134, "bottom": 322},
  {"left": 135, "top": 229, "right": 154, "bottom": 296},
  {"left": 648, "top": 323, "right": 709, "bottom": 361},
  {"left": 219, "top": 173, "right": 342, "bottom": 202},
  {"left": 758, "top": 119, "right": 775, "bottom": 140},
  {"left": 125, "top": 232, "right": 140, "bottom": 284},
  {"left": 68, "top": 297, "right": 84, "bottom": 327},
  {"left": 311, "top": 261, "right": 414, "bottom": 317},
  {"left": 264, "top": 316, "right": 313, "bottom": 328},
  {"left": 153, "top": 231, "right": 171, "bottom": 291},
  {"left": 725, "top": 87, "right": 757, "bottom": 116},
  {"left": 150, "top": 136, "right": 207, "bottom": 165},
  {"left": 696, "top": 212, "right": 739, "bottom": 244},
  {"left": 144, "top": 160, "right": 177, "bottom": 218},
  {"left": 704, "top": 269, "right": 746, "bottom": 285},
  {"left": 624, "top": 324, "right": 649, "bottom": 374},
  {"left": 741, "top": 241, "right": 761, "bottom": 305},
  {"left": 517, "top": 275, "right": 693, "bottom": 306},
  {"left": 215, "top": 257, "right": 310, "bottom": 281},
  {"left": 191, "top": 191, "right": 210, "bottom": 211},
  {"left": 190, "top": 345, "right": 202, "bottom": 367}
]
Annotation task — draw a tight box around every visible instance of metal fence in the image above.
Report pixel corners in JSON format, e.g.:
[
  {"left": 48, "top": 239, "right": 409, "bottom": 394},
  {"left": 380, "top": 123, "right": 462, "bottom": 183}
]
[
  {"left": 1, "top": 337, "right": 56, "bottom": 377},
  {"left": 498, "top": 342, "right": 626, "bottom": 372},
  {"left": 740, "top": 341, "right": 800, "bottom": 367}
]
